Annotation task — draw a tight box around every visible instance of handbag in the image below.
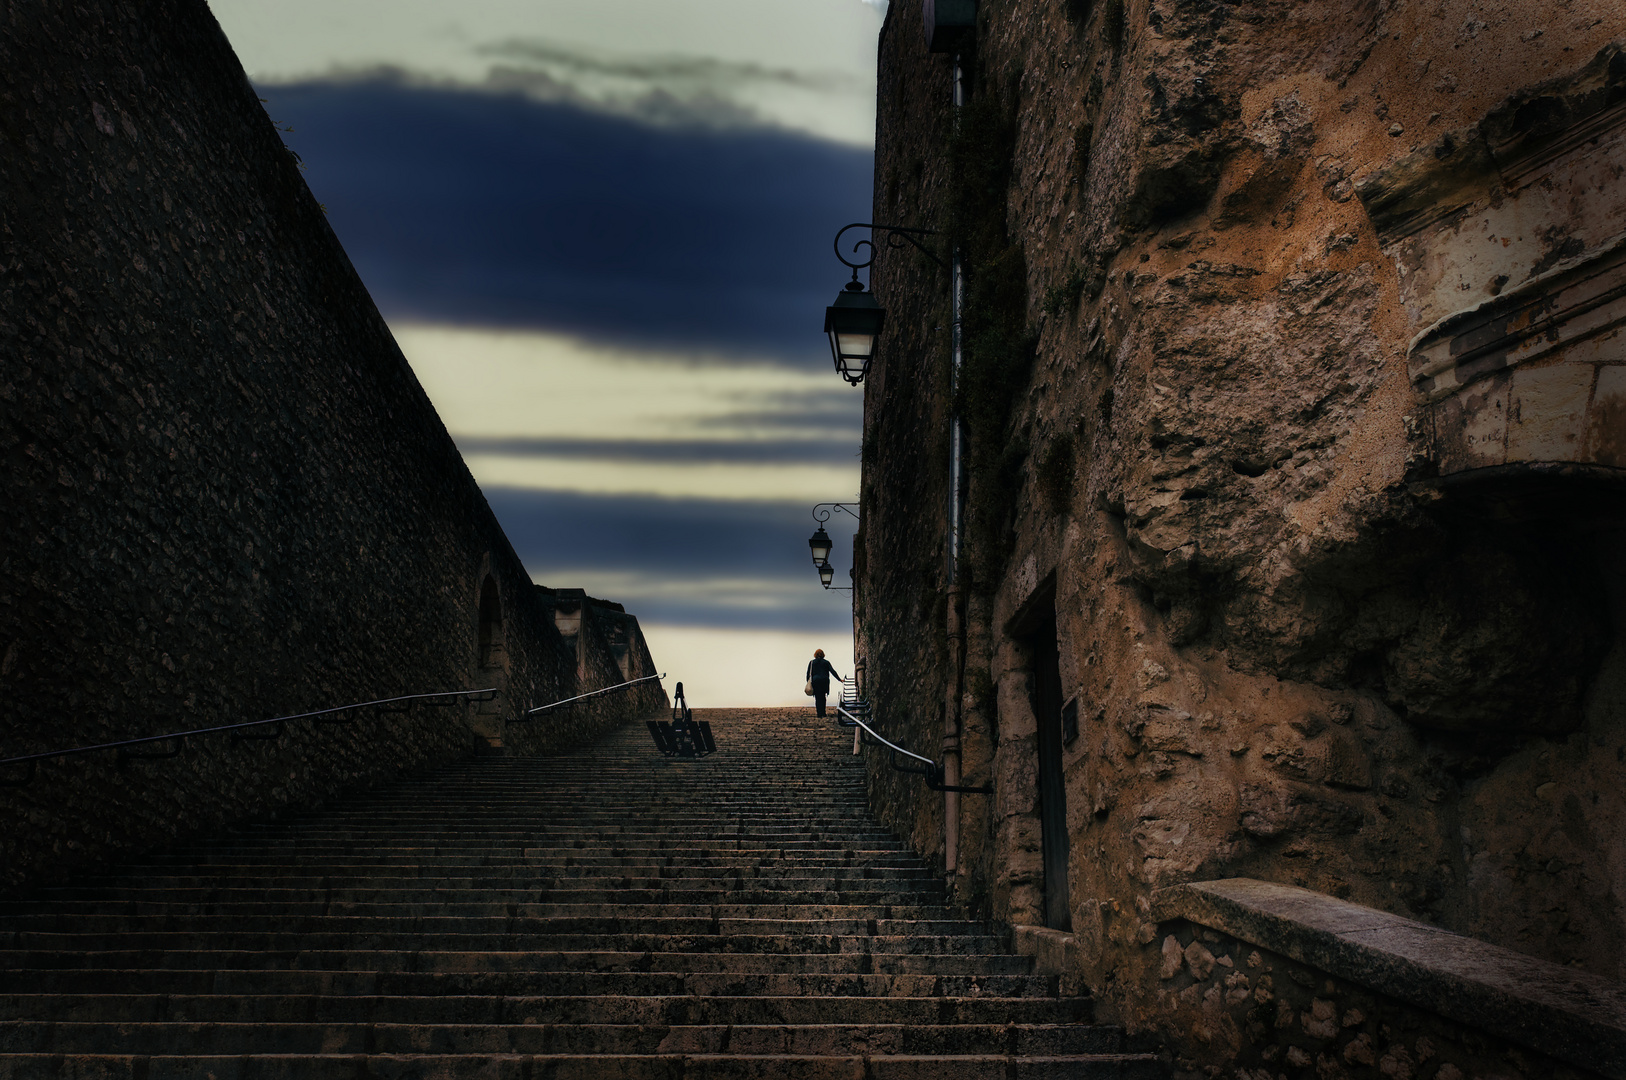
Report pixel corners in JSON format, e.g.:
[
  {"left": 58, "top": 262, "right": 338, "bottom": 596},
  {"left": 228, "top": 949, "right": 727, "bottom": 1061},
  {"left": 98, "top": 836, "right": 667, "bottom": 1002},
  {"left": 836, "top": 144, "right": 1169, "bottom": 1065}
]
[{"left": 804, "top": 680, "right": 815, "bottom": 696}]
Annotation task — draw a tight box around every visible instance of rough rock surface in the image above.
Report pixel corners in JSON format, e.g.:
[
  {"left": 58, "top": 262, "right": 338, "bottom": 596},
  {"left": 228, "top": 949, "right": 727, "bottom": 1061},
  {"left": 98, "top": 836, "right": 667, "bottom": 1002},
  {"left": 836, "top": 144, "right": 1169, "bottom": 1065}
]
[{"left": 861, "top": 0, "right": 1626, "bottom": 1068}]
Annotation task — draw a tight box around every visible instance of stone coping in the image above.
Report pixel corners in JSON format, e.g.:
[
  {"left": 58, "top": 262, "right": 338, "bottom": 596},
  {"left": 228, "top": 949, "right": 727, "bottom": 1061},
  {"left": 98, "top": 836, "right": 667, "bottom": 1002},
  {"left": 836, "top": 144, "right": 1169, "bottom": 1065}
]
[{"left": 1153, "top": 877, "right": 1626, "bottom": 1079}]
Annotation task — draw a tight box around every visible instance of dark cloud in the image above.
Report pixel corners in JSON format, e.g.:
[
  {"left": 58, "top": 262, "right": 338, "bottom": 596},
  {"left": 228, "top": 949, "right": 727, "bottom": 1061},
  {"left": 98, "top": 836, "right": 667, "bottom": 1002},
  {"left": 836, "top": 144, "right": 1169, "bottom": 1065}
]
[
  {"left": 485, "top": 488, "right": 858, "bottom": 631},
  {"left": 263, "top": 78, "right": 874, "bottom": 363},
  {"left": 457, "top": 436, "right": 860, "bottom": 465}
]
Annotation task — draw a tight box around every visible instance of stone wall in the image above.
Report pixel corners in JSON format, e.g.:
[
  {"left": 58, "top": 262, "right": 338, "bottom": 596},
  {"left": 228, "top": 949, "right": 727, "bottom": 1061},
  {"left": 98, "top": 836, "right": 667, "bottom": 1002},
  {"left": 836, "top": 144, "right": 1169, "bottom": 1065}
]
[
  {"left": 1147, "top": 920, "right": 1600, "bottom": 1080},
  {"left": 0, "top": 0, "right": 666, "bottom": 893},
  {"left": 861, "top": 0, "right": 1626, "bottom": 1061}
]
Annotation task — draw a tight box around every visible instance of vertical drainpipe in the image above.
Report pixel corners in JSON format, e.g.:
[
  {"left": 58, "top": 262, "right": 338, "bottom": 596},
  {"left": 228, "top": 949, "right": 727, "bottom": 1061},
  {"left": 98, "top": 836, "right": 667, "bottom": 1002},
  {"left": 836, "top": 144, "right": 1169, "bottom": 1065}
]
[{"left": 943, "top": 51, "right": 968, "bottom": 881}]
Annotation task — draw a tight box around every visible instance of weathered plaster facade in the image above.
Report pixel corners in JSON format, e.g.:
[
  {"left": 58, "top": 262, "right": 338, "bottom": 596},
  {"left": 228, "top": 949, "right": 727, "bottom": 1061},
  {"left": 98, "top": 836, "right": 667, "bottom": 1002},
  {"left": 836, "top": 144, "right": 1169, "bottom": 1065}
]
[{"left": 860, "top": 0, "right": 1626, "bottom": 1073}]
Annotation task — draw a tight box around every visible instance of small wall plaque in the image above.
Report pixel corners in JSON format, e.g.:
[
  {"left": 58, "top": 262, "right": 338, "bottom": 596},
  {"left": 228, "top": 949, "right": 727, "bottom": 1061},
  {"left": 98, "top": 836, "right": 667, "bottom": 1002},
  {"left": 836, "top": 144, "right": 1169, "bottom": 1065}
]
[{"left": 1061, "top": 695, "right": 1079, "bottom": 746}]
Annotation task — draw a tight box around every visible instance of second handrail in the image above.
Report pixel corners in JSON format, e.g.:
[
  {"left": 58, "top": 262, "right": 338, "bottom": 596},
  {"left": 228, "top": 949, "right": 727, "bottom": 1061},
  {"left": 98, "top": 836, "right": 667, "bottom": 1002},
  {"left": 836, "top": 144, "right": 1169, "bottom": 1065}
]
[
  {"left": 836, "top": 700, "right": 992, "bottom": 794},
  {"left": 520, "top": 672, "right": 665, "bottom": 718}
]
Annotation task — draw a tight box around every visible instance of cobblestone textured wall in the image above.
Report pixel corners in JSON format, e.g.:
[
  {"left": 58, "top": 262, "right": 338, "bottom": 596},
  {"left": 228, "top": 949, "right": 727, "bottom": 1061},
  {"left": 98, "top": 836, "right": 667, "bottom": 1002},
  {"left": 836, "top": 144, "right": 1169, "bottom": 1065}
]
[
  {"left": 0, "top": 0, "right": 665, "bottom": 892},
  {"left": 1147, "top": 920, "right": 1597, "bottom": 1080},
  {"left": 862, "top": 0, "right": 1626, "bottom": 1056}
]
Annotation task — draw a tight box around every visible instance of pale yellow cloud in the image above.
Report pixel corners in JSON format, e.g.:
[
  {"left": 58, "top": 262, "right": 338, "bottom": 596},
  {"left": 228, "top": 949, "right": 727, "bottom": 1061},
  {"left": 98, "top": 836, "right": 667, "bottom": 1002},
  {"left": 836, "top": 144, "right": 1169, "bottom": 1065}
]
[
  {"left": 640, "top": 624, "right": 854, "bottom": 707},
  {"left": 207, "top": 0, "right": 883, "bottom": 145},
  {"left": 394, "top": 322, "right": 849, "bottom": 441},
  {"left": 463, "top": 455, "right": 856, "bottom": 502}
]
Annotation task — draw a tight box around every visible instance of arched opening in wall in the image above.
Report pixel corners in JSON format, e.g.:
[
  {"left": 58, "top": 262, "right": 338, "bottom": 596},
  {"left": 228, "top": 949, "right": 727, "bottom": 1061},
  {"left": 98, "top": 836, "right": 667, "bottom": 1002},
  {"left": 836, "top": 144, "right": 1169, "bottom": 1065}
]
[
  {"left": 478, "top": 576, "right": 505, "bottom": 672},
  {"left": 471, "top": 574, "right": 508, "bottom": 750}
]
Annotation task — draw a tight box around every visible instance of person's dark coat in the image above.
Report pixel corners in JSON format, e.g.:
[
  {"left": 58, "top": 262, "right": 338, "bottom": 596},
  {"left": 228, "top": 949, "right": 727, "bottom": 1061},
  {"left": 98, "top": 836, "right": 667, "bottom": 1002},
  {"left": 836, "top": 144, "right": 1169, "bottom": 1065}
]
[{"left": 806, "top": 657, "right": 839, "bottom": 693}]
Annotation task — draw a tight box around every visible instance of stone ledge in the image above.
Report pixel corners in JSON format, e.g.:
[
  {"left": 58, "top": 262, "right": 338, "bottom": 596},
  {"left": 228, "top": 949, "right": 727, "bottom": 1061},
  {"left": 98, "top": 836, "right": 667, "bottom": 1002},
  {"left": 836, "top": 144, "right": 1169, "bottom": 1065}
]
[
  {"left": 1011, "top": 924, "right": 1080, "bottom": 976},
  {"left": 1153, "top": 877, "right": 1626, "bottom": 1079}
]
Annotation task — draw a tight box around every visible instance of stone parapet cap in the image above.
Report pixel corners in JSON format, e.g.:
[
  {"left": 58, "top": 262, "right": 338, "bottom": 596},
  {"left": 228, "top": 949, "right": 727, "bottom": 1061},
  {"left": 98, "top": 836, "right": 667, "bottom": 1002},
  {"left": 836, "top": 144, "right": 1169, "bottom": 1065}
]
[{"left": 1153, "top": 877, "right": 1626, "bottom": 1079}]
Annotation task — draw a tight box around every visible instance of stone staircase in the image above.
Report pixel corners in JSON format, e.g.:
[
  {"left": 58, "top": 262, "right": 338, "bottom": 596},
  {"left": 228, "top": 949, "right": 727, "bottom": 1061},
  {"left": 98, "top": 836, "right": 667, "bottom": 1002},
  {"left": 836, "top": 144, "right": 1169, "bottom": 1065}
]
[{"left": 0, "top": 707, "right": 1165, "bottom": 1078}]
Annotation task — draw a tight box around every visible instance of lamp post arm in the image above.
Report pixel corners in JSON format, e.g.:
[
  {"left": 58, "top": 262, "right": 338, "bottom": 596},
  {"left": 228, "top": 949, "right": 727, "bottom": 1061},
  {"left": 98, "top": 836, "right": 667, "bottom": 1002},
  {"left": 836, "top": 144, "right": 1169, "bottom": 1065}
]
[
  {"left": 834, "top": 223, "right": 946, "bottom": 275},
  {"left": 812, "top": 502, "right": 861, "bottom": 525}
]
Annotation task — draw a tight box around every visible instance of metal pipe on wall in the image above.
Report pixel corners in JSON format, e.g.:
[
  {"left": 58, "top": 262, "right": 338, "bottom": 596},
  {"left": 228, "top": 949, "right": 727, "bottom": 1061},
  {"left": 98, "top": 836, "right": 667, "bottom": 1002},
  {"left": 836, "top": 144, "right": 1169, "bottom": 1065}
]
[{"left": 944, "top": 50, "right": 968, "bottom": 879}]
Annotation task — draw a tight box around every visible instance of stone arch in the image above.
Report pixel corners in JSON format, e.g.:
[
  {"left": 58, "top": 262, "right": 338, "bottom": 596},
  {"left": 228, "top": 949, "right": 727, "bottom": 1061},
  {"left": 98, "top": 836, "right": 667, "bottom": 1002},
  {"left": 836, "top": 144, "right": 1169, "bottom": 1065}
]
[
  {"left": 471, "top": 573, "right": 508, "bottom": 750},
  {"left": 477, "top": 575, "right": 506, "bottom": 672}
]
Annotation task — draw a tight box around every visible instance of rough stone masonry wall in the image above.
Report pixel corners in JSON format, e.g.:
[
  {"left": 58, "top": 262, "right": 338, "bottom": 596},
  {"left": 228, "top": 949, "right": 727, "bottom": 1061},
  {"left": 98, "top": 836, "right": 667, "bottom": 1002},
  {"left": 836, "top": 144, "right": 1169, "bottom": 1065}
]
[
  {"left": 865, "top": 0, "right": 1626, "bottom": 1064},
  {"left": 0, "top": 0, "right": 665, "bottom": 894},
  {"left": 1150, "top": 919, "right": 1595, "bottom": 1080}
]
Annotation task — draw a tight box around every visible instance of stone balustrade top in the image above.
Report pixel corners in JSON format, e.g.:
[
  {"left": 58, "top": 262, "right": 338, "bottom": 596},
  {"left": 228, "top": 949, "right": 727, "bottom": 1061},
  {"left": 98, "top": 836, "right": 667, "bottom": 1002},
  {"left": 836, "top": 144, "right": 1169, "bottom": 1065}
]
[{"left": 1154, "top": 877, "right": 1626, "bottom": 1079}]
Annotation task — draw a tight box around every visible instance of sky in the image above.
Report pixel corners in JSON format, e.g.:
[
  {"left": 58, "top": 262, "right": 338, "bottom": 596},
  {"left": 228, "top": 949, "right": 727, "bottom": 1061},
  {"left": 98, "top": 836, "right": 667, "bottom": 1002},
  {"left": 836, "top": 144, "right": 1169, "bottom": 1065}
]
[{"left": 207, "top": 0, "right": 884, "bottom": 705}]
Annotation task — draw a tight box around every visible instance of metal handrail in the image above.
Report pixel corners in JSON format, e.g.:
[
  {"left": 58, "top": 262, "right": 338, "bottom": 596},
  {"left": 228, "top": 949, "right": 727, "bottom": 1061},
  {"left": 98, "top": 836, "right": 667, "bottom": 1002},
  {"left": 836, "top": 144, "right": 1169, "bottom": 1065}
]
[
  {"left": 836, "top": 698, "right": 993, "bottom": 795},
  {"left": 0, "top": 687, "right": 499, "bottom": 785},
  {"left": 520, "top": 672, "right": 665, "bottom": 718}
]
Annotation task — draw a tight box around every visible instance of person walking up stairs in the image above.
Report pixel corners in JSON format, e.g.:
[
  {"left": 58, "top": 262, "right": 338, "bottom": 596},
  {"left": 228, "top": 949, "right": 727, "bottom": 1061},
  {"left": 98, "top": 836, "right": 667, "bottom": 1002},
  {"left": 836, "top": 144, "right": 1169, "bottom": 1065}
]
[{"left": 0, "top": 707, "right": 1166, "bottom": 1077}]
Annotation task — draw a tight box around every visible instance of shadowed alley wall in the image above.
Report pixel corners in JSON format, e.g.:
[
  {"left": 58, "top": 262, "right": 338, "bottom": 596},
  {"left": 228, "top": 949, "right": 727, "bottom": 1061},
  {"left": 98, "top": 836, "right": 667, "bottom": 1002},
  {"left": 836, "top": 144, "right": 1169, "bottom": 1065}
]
[{"left": 0, "top": 0, "right": 665, "bottom": 893}]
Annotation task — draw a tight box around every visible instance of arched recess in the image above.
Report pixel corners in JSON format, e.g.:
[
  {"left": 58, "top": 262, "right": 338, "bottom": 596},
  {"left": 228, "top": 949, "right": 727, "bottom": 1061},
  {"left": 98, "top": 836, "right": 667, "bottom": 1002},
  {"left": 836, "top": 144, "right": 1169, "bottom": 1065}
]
[
  {"left": 478, "top": 575, "right": 506, "bottom": 672},
  {"left": 472, "top": 573, "right": 508, "bottom": 749}
]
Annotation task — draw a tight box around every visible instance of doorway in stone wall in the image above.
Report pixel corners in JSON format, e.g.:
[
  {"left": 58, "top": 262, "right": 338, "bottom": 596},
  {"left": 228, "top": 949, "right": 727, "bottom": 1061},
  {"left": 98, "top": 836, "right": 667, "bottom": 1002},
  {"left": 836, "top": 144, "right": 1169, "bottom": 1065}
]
[{"left": 1026, "top": 604, "right": 1071, "bottom": 932}]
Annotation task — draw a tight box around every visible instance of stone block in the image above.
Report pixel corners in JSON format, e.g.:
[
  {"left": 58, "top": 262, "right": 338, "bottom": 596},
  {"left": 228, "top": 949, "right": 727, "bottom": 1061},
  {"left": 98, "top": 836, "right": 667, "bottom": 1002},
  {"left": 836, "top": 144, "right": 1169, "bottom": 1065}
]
[
  {"left": 1430, "top": 369, "right": 1509, "bottom": 474},
  {"left": 1586, "top": 363, "right": 1626, "bottom": 467},
  {"left": 1507, "top": 361, "right": 1594, "bottom": 462}
]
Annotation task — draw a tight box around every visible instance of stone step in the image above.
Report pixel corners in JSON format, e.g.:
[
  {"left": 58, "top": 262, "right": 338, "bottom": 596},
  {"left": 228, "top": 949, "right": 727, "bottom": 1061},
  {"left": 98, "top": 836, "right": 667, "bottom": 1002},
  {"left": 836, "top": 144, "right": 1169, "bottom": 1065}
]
[
  {"left": 0, "top": 1051, "right": 1169, "bottom": 1078},
  {"left": 80, "top": 866, "right": 942, "bottom": 886},
  {"left": 117, "top": 853, "right": 933, "bottom": 871},
  {"left": 136, "top": 849, "right": 919, "bottom": 864},
  {"left": 0, "top": 949, "right": 1034, "bottom": 975},
  {"left": 28, "top": 882, "right": 944, "bottom": 903},
  {"left": 0, "top": 931, "right": 1011, "bottom": 956},
  {"left": 0, "top": 1020, "right": 1122, "bottom": 1055},
  {"left": 0, "top": 909, "right": 975, "bottom": 931},
  {"left": 0, "top": 968, "right": 1064, "bottom": 999},
  {"left": 0, "top": 993, "right": 1093, "bottom": 1025},
  {"left": 0, "top": 709, "right": 1164, "bottom": 1078}
]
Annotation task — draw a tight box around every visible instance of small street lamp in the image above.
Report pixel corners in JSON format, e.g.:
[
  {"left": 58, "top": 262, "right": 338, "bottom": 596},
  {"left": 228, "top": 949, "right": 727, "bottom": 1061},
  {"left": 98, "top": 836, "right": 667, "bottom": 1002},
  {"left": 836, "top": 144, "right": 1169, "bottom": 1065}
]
[
  {"left": 825, "top": 224, "right": 943, "bottom": 386},
  {"left": 817, "top": 561, "right": 836, "bottom": 589},
  {"left": 825, "top": 283, "right": 885, "bottom": 386},
  {"left": 808, "top": 526, "right": 834, "bottom": 566}
]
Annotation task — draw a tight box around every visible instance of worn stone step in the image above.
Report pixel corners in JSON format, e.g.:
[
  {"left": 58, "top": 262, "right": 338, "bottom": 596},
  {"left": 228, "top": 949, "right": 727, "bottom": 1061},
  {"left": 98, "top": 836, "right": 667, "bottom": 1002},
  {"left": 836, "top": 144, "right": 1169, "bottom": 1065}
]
[
  {"left": 0, "top": 1051, "right": 1167, "bottom": 1079},
  {"left": 0, "top": 967, "right": 1064, "bottom": 999},
  {"left": 0, "top": 904, "right": 973, "bottom": 924},
  {"left": 0, "top": 993, "right": 1093, "bottom": 1025},
  {"left": 0, "top": 1020, "right": 1122, "bottom": 1056},
  {"left": 162, "top": 833, "right": 912, "bottom": 846},
  {"left": 0, "top": 948, "right": 1034, "bottom": 975},
  {"left": 0, "top": 931, "right": 1011, "bottom": 956},
  {"left": 120, "top": 858, "right": 936, "bottom": 871},
  {"left": 82, "top": 866, "right": 941, "bottom": 887},
  {"left": 28, "top": 882, "right": 944, "bottom": 903}
]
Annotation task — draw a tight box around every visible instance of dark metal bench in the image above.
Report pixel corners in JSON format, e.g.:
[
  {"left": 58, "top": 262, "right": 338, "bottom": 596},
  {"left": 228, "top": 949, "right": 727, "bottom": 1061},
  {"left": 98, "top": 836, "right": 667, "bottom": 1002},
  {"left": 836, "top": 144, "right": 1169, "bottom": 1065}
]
[{"left": 647, "top": 682, "right": 715, "bottom": 758}]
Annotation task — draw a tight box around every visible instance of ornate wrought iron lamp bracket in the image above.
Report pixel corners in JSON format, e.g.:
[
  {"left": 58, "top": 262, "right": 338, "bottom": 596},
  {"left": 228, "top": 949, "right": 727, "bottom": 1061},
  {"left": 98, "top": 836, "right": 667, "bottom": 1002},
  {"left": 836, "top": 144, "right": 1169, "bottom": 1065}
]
[{"left": 833, "top": 223, "right": 945, "bottom": 284}]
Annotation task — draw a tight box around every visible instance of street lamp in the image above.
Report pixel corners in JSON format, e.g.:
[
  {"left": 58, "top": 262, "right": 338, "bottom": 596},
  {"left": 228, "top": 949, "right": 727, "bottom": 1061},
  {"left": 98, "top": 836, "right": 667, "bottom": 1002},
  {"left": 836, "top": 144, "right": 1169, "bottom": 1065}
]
[
  {"left": 807, "top": 503, "right": 859, "bottom": 592},
  {"left": 808, "top": 526, "right": 833, "bottom": 566},
  {"left": 825, "top": 283, "right": 885, "bottom": 386},
  {"left": 825, "top": 224, "right": 944, "bottom": 386}
]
